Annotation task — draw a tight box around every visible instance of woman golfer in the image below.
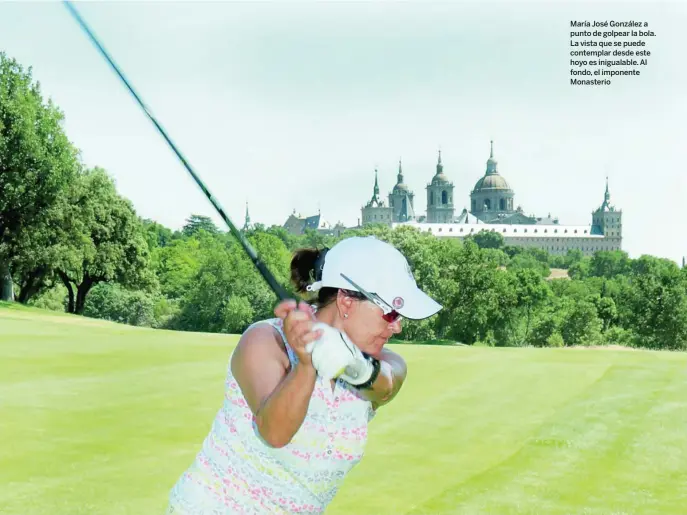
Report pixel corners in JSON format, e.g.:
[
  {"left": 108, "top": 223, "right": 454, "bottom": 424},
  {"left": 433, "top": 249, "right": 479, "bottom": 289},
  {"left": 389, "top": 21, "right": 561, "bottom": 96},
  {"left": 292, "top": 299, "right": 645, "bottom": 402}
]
[{"left": 167, "top": 236, "right": 442, "bottom": 514}]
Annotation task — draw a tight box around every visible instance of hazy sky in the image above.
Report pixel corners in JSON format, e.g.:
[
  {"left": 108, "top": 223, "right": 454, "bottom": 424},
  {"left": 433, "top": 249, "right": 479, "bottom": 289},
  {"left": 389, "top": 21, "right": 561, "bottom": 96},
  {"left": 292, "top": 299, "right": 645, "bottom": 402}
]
[{"left": 1, "top": 0, "right": 685, "bottom": 264}]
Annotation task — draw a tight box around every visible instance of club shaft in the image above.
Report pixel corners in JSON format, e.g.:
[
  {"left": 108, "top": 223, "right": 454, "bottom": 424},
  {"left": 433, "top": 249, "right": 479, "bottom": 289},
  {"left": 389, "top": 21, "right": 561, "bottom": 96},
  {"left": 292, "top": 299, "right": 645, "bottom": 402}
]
[{"left": 62, "top": 1, "right": 292, "bottom": 301}]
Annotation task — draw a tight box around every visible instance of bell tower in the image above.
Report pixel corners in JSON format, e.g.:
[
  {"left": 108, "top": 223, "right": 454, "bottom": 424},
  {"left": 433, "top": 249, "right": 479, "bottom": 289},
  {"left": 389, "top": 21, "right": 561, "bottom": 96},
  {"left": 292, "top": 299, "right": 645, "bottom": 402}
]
[
  {"left": 361, "top": 168, "right": 393, "bottom": 226},
  {"left": 425, "top": 150, "right": 455, "bottom": 223},
  {"left": 388, "top": 159, "right": 416, "bottom": 222},
  {"left": 591, "top": 177, "right": 622, "bottom": 249}
]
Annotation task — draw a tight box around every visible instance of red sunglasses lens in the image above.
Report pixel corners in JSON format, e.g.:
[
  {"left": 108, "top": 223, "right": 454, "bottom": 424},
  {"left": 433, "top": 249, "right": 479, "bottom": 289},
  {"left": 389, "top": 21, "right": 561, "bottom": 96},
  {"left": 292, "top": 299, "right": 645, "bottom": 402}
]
[{"left": 383, "top": 311, "right": 401, "bottom": 323}]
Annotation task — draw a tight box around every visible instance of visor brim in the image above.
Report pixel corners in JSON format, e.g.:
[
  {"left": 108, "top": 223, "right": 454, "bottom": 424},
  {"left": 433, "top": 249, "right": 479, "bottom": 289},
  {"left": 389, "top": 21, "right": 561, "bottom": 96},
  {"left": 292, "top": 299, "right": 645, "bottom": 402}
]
[{"left": 382, "top": 287, "right": 443, "bottom": 321}]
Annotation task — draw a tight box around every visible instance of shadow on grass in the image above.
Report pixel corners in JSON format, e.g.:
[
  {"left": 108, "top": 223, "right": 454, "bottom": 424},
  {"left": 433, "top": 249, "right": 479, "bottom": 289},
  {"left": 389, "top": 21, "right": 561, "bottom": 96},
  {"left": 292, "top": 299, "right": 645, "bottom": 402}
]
[
  {"left": 0, "top": 300, "right": 70, "bottom": 314},
  {"left": 0, "top": 300, "right": 30, "bottom": 311},
  {"left": 389, "top": 338, "right": 468, "bottom": 347}
]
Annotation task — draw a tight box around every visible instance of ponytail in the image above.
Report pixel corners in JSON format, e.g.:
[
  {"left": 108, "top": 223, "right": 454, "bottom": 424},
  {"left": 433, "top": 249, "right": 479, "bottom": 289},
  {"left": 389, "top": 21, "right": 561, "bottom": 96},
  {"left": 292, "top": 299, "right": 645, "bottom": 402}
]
[{"left": 290, "top": 247, "right": 329, "bottom": 293}]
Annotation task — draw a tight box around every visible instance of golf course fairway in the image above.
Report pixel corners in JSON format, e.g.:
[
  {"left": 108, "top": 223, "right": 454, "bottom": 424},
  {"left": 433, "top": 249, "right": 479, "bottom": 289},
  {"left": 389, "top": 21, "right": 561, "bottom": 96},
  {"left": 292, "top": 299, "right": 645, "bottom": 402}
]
[{"left": 2, "top": 303, "right": 686, "bottom": 514}]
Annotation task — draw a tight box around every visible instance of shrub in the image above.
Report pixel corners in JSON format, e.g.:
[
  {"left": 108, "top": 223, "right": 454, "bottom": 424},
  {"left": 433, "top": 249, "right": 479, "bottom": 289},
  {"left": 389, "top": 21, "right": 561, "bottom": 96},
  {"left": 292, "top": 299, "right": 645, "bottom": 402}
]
[
  {"left": 83, "top": 282, "right": 157, "bottom": 327},
  {"left": 546, "top": 332, "right": 565, "bottom": 348}
]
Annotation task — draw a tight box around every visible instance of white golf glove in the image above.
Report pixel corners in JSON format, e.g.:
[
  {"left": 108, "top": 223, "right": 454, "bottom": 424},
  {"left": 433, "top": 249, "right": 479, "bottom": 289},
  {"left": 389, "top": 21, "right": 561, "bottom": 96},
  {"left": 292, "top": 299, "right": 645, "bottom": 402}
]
[{"left": 305, "top": 322, "right": 378, "bottom": 386}]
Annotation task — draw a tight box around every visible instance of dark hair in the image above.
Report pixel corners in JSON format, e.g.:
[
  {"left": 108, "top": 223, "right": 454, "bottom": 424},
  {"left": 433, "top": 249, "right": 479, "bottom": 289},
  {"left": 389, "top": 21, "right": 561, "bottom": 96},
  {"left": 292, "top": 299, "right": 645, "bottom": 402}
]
[{"left": 290, "top": 247, "right": 365, "bottom": 308}]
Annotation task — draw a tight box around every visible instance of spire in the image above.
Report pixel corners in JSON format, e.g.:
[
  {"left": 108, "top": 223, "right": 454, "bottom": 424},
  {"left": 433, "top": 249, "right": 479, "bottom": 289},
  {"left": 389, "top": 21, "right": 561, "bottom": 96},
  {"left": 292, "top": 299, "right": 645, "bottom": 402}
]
[
  {"left": 243, "top": 201, "right": 251, "bottom": 230},
  {"left": 486, "top": 139, "right": 498, "bottom": 175},
  {"left": 601, "top": 176, "right": 612, "bottom": 210},
  {"left": 368, "top": 167, "right": 382, "bottom": 206},
  {"left": 397, "top": 158, "right": 404, "bottom": 184},
  {"left": 436, "top": 149, "right": 443, "bottom": 175}
]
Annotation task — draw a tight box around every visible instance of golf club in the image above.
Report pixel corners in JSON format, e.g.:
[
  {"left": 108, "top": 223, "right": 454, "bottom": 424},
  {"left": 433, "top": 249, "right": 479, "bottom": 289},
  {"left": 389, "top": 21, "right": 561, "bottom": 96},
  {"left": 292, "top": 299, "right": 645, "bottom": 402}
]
[{"left": 62, "top": 0, "right": 293, "bottom": 302}]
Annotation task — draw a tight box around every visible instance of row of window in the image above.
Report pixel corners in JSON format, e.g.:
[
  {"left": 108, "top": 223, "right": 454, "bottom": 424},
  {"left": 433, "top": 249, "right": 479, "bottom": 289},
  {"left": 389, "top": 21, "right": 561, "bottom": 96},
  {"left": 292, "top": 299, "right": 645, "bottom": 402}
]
[
  {"left": 540, "top": 246, "right": 613, "bottom": 252},
  {"left": 429, "top": 191, "right": 451, "bottom": 206},
  {"left": 429, "top": 226, "right": 589, "bottom": 235},
  {"left": 471, "top": 198, "right": 513, "bottom": 211}
]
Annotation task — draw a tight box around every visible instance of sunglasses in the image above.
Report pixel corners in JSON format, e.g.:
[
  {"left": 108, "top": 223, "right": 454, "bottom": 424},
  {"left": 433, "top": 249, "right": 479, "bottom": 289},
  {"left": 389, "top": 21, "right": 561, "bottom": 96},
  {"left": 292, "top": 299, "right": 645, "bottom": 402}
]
[{"left": 340, "top": 274, "right": 402, "bottom": 324}]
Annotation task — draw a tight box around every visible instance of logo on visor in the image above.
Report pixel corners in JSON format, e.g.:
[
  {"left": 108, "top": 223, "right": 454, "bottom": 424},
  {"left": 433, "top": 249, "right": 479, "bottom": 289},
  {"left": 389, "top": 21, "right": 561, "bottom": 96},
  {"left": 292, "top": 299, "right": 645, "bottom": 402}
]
[{"left": 392, "top": 296, "right": 405, "bottom": 309}]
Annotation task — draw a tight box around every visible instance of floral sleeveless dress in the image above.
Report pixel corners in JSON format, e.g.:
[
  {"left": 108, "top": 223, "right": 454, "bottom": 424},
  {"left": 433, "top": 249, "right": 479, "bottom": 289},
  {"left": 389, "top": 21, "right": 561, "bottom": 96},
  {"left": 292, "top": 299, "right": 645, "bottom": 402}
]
[{"left": 166, "top": 318, "right": 376, "bottom": 514}]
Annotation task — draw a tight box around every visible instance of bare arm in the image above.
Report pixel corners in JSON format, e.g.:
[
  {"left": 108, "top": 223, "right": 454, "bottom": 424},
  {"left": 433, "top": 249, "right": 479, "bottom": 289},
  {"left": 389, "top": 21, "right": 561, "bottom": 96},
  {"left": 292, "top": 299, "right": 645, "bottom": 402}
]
[
  {"left": 231, "top": 323, "right": 317, "bottom": 448},
  {"left": 358, "top": 348, "right": 408, "bottom": 410}
]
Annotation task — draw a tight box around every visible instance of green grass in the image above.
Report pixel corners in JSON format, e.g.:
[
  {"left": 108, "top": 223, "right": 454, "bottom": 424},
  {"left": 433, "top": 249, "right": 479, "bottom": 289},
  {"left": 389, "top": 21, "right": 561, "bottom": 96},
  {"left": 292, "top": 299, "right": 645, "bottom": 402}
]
[{"left": 2, "top": 304, "right": 686, "bottom": 514}]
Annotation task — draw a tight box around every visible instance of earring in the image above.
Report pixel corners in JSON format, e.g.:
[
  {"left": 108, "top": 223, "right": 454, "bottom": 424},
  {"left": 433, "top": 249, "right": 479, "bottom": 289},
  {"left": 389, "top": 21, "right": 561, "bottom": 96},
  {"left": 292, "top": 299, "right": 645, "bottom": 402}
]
[{"left": 343, "top": 313, "right": 349, "bottom": 319}]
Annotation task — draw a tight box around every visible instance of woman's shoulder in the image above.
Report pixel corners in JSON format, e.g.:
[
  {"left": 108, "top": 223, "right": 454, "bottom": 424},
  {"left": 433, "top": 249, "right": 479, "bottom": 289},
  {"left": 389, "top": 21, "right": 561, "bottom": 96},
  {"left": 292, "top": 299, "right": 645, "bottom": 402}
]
[
  {"left": 240, "top": 318, "right": 285, "bottom": 348},
  {"left": 231, "top": 318, "right": 291, "bottom": 368},
  {"left": 244, "top": 317, "right": 282, "bottom": 334}
]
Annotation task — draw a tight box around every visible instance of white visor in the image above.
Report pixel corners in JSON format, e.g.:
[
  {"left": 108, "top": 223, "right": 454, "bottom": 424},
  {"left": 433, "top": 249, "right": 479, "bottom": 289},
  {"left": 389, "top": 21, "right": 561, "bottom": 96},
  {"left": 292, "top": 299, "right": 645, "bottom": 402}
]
[{"left": 309, "top": 236, "right": 443, "bottom": 321}]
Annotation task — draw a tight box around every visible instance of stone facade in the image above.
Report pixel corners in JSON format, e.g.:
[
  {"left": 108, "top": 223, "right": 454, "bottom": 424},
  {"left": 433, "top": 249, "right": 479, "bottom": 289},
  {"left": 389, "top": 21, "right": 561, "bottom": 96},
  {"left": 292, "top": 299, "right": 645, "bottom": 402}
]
[
  {"left": 282, "top": 210, "right": 347, "bottom": 237},
  {"left": 360, "top": 141, "right": 623, "bottom": 256},
  {"left": 388, "top": 160, "right": 416, "bottom": 222},
  {"left": 361, "top": 169, "right": 393, "bottom": 225},
  {"left": 470, "top": 141, "right": 517, "bottom": 222},
  {"left": 426, "top": 151, "right": 455, "bottom": 223}
]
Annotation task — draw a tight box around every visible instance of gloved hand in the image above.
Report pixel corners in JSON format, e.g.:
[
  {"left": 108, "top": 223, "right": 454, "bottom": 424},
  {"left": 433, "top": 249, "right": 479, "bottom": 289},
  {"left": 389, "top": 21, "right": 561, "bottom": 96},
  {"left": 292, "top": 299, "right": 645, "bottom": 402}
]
[{"left": 305, "top": 322, "right": 377, "bottom": 386}]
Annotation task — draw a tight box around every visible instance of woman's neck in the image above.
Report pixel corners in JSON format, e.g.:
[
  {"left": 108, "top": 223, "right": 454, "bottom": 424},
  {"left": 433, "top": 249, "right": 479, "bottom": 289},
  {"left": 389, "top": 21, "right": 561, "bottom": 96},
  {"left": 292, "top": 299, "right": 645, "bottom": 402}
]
[{"left": 314, "top": 305, "right": 344, "bottom": 332}]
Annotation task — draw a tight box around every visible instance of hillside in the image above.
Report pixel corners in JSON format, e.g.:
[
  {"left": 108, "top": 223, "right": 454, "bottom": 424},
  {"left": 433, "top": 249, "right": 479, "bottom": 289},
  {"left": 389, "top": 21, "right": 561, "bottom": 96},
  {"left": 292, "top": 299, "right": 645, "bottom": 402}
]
[{"left": 1, "top": 305, "right": 686, "bottom": 514}]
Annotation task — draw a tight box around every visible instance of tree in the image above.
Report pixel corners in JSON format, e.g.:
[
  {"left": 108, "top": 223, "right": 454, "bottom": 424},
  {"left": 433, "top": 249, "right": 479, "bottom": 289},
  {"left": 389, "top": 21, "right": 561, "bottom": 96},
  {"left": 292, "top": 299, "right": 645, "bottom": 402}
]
[
  {"left": 469, "top": 230, "right": 504, "bottom": 249},
  {"left": 264, "top": 225, "right": 305, "bottom": 252},
  {"left": 548, "top": 254, "right": 566, "bottom": 269},
  {"left": 508, "top": 252, "right": 550, "bottom": 278},
  {"left": 0, "top": 52, "right": 79, "bottom": 300},
  {"left": 623, "top": 256, "right": 687, "bottom": 350},
  {"left": 502, "top": 245, "right": 523, "bottom": 259},
  {"left": 182, "top": 214, "right": 219, "bottom": 237},
  {"left": 549, "top": 277, "right": 594, "bottom": 301},
  {"left": 513, "top": 268, "right": 551, "bottom": 344},
  {"left": 142, "top": 218, "right": 174, "bottom": 249},
  {"left": 594, "top": 295, "right": 617, "bottom": 332},
  {"left": 10, "top": 189, "right": 77, "bottom": 303},
  {"left": 154, "top": 237, "right": 204, "bottom": 300},
  {"left": 530, "top": 309, "right": 560, "bottom": 347},
  {"left": 526, "top": 247, "right": 551, "bottom": 265},
  {"left": 83, "top": 282, "right": 157, "bottom": 327},
  {"left": 171, "top": 231, "right": 293, "bottom": 334},
  {"left": 341, "top": 223, "right": 393, "bottom": 242},
  {"left": 301, "top": 228, "right": 337, "bottom": 250},
  {"left": 481, "top": 248, "right": 509, "bottom": 267},
  {"left": 385, "top": 226, "right": 461, "bottom": 338},
  {"left": 589, "top": 250, "right": 631, "bottom": 278},
  {"left": 564, "top": 249, "right": 584, "bottom": 268},
  {"left": 559, "top": 300, "right": 603, "bottom": 346},
  {"left": 55, "top": 167, "right": 154, "bottom": 314},
  {"left": 9, "top": 164, "right": 93, "bottom": 304},
  {"left": 528, "top": 295, "right": 601, "bottom": 347},
  {"left": 568, "top": 257, "right": 591, "bottom": 280},
  {"left": 444, "top": 240, "right": 517, "bottom": 345}
]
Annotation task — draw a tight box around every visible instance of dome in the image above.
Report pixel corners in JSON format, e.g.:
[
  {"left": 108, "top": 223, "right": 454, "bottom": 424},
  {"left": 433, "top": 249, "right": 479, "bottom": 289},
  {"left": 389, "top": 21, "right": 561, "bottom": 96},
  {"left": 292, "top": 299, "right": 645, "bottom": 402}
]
[
  {"left": 393, "top": 182, "right": 410, "bottom": 193},
  {"left": 473, "top": 174, "right": 512, "bottom": 191},
  {"left": 431, "top": 172, "right": 450, "bottom": 185},
  {"left": 430, "top": 150, "right": 450, "bottom": 185},
  {"left": 472, "top": 140, "right": 513, "bottom": 192}
]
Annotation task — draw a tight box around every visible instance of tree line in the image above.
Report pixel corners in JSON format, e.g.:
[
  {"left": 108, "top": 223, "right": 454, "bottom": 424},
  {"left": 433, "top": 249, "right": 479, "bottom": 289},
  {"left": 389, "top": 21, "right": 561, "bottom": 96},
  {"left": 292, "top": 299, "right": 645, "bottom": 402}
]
[{"left": 2, "top": 52, "right": 686, "bottom": 350}]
